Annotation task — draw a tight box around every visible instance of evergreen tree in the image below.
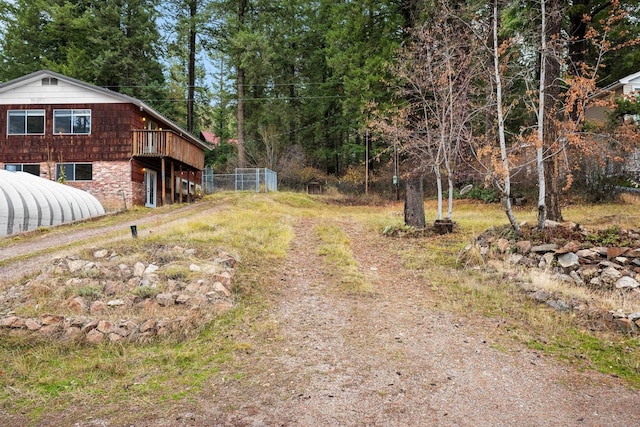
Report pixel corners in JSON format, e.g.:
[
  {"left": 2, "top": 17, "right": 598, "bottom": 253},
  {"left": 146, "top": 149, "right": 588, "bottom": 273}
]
[{"left": 0, "top": 0, "right": 171, "bottom": 116}]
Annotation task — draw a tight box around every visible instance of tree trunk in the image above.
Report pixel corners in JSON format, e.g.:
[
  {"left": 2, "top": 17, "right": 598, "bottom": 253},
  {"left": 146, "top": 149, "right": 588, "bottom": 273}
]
[
  {"left": 545, "top": 153, "right": 563, "bottom": 221},
  {"left": 493, "top": 0, "right": 519, "bottom": 231},
  {"left": 543, "top": 0, "right": 563, "bottom": 223},
  {"left": 399, "top": 0, "right": 425, "bottom": 228},
  {"left": 237, "top": 66, "right": 246, "bottom": 168},
  {"left": 447, "top": 173, "right": 453, "bottom": 220},
  {"left": 536, "top": 0, "right": 547, "bottom": 230},
  {"left": 404, "top": 175, "right": 426, "bottom": 228},
  {"left": 186, "top": 0, "right": 197, "bottom": 133},
  {"left": 435, "top": 166, "right": 443, "bottom": 221},
  {"left": 236, "top": 0, "right": 247, "bottom": 168}
]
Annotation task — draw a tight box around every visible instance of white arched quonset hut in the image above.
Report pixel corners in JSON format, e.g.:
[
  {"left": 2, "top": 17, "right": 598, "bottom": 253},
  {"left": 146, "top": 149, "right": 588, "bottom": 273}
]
[{"left": 0, "top": 170, "right": 105, "bottom": 236}]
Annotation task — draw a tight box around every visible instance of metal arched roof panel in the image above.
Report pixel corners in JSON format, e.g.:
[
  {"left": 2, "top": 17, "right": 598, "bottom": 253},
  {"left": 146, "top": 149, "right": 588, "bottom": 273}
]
[{"left": 0, "top": 170, "right": 105, "bottom": 236}]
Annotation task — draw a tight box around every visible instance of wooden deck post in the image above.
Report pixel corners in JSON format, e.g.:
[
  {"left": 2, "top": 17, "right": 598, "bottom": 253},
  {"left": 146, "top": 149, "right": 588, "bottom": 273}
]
[
  {"left": 161, "top": 158, "right": 166, "bottom": 206},
  {"left": 170, "top": 162, "right": 175, "bottom": 204},
  {"left": 179, "top": 165, "right": 183, "bottom": 204}
]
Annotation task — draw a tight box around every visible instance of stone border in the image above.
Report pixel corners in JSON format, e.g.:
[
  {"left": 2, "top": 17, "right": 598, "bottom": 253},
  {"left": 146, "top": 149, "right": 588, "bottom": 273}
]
[
  {"left": 468, "top": 222, "right": 640, "bottom": 334},
  {"left": 0, "top": 247, "right": 238, "bottom": 344}
]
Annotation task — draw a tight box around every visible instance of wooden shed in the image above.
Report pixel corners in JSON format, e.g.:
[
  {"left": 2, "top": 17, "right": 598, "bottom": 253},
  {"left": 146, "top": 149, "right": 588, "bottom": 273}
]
[{"left": 306, "top": 179, "right": 323, "bottom": 195}]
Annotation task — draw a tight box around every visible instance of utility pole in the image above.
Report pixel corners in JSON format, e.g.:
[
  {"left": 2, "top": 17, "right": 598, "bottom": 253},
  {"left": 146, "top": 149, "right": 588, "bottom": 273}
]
[{"left": 365, "top": 130, "right": 369, "bottom": 195}]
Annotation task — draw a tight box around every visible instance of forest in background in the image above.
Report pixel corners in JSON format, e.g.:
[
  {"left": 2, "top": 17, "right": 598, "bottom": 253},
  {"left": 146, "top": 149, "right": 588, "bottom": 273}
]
[{"left": 0, "top": 0, "right": 639, "bottom": 224}]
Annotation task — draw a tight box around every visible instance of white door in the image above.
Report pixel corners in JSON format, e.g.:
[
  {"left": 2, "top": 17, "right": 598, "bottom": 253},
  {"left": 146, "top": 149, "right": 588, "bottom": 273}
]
[{"left": 144, "top": 169, "right": 157, "bottom": 208}]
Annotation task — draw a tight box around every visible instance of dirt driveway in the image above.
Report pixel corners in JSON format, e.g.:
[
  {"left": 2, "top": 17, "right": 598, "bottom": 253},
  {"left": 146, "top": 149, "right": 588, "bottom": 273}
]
[
  {"left": 160, "top": 217, "right": 638, "bottom": 426},
  {"left": 1, "top": 203, "right": 638, "bottom": 426}
]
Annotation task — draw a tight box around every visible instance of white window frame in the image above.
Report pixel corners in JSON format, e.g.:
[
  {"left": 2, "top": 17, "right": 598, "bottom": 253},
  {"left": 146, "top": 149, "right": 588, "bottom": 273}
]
[
  {"left": 56, "top": 163, "right": 93, "bottom": 181},
  {"left": 7, "top": 110, "right": 45, "bottom": 135},
  {"left": 53, "top": 109, "right": 91, "bottom": 135},
  {"left": 4, "top": 163, "right": 41, "bottom": 175}
]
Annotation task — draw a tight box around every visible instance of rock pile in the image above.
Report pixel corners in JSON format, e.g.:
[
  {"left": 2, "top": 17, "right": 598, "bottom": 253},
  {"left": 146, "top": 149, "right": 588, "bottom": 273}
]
[
  {"left": 0, "top": 246, "right": 238, "bottom": 343},
  {"left": 470, "top": 220, "right": 640, "bottom": 334}
]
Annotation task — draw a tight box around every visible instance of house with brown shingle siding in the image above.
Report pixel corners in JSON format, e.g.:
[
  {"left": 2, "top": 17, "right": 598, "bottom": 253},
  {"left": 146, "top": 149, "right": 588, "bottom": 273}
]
[{"left": 0, "top": 70, "right": 211, "bottom": 211}]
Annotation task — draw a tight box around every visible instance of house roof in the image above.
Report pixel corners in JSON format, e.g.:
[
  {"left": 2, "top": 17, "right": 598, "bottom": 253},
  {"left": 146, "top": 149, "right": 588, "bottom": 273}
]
[
  {"left": 199, "top": 131, "right": 238, "bottom": 147},
  {"left": 200, "top": 131, "right": 221, "bottom": 145},
  {"left": 619, "top": 70, "right": 640, "bottom": 85},
  {"left": 0, "top": 70, "right": 212, "bottom": 152},
  {"left": 600, "top": 70, "right": 640, "bottom": 93}
]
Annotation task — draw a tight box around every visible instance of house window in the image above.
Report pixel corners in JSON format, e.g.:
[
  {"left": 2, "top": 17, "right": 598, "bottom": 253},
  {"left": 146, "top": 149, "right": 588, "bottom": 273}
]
[
  {"left": 53, "top": 109, "right": 91, "bottom": 134},
  {"left": 41, "top": 77, "right": 58, "bottom": 86},
  {"left": 7, "top": 110, "right": 45, "bottom": 135},
  {"left": 4, "top": 164, "right": 40, "bottom": 176},
  {"left": 56, "top": 163, "right": 92, "bottom": 181}
]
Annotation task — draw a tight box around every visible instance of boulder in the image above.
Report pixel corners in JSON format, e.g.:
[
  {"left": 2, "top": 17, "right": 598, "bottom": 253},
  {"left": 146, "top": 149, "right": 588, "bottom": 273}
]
[
  {"left": 213, "top": 272, "right": 232, "bottom": 287},
  {"left": 144, "top": 264, "right": 160, "bottom": 275},
  {"left": 107, "top": 299, "right": 126, "bottom": 307},
  {"left": 156, "top": 293, "right": 176, "bottom": 307},
  {"left": 67, "top": 259, "right": 89, "bottom": 273},
  {"left": 530, "top": 290, "right": 550, "bottom": 303},
  {"left": 176, "top": 294, "right": 191, "bottom": 305},
  {"left": 614, "top": 317, "right": 638, "bottom": 334},
  {"left": 85, "top": 329, "right": 104, "bottom": 344},
  {"left": 615, "top": 276, "right": 640, "bottom": 289},
  {"left": 133, "top": 262, "right": 146, "bottom": 277},
  {"left": 139, "top": 319, "right": 157, "bottom": 333},
  {"left": 507, "top": 254, "right": 524, "bottom": 265},
  {"left": 496, "top": 238, "right": 510, "bottom": 253},
  {"left": 607, "top": 247, "right": 630, "bottom": 260},
  {"left": 557, "top": 252, "right": 580, "bottom": 270},
  {"left": 93, "top": 249, "right": 109, "bottom": 258},
  {"left": 544, "top": 220, "right": 562, "bottom": 228},
  {"left": 90, "top": 300, "right": 107, "bottom": 315},
  {"left": 41, "top": 314, "right": 64, "bottom": 325},
  {"left": 25, "top": 318, "right": 42, "bottom": 331},
  {"left": 547, "top": 299, "right": 571, "bottom": 312},
  {"left": 531, "top": 244, "right": 559, "bottom": 254},
  {"left": 601, "top": 267, "right": 623, "bottom": 285},
  {"left": 39, "top": 324, "right": 62, "bottom": 335},
  {"left": 570, "top": 271, "right": 585, "bottom": 286},
  {"left": 67, "top": 296, "right": 87, "bottom": 314},
  {"left": 96, "top": 320, "right": 113, "bottom": 334},
  {"left": 557, "top": 241, "right": 581, "bottom": 254},
  {"left": 539, "top": 252, "right": 555, "bottom": 269},
  {"left": 103, "top": 280, "right": 120, "bottom": 296},
  {"left": 213, "top": 282, "right": 231, "bottom": 297},
  {"left": 576, "top": 249, "right": 599, "bottom": 261},
  {"left": 516, "top": 240, "right": 532, "bottom": 254}
]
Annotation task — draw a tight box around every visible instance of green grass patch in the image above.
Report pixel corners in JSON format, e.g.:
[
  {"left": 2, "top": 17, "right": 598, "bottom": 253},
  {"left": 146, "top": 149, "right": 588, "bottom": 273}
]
[{"left": 315, "top": 223, "right": 372, "bottom": 294}]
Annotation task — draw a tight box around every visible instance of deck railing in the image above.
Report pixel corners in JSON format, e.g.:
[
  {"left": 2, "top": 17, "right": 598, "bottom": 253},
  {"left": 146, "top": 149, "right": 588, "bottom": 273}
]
[{"left": 132, "top": 130, "right": 204, "bottom": 169}]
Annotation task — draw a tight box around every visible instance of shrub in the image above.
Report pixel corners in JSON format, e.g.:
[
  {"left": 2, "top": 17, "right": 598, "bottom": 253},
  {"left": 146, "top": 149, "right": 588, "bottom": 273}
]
[
  {"left": 77, "top": 286, "right": 102, "bottom": 300},
  {"left": 456, "top": 186, "right": 499, "bottom": 203},
  {"left": 132, "top": 285, "right": 160, "bottom": 299}
]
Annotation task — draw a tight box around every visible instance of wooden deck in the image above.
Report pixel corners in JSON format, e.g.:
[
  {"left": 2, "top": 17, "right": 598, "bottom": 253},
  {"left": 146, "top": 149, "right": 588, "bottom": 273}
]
[{"left": 132, "top": 130, "right": 204, "bottom": 170}]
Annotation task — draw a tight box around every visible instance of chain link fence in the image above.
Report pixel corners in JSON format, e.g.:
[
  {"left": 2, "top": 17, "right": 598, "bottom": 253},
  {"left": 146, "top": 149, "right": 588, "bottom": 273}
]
[{"left": 202, "top": 167, "right": 277, "bottom": 194}]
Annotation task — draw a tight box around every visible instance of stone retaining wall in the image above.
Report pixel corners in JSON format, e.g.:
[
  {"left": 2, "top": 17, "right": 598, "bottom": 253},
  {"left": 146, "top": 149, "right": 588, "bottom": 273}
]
[
  {"left": 470, "top": 221, "right": 640, "bottom": 334},
  {"left": 0, "top": 246, "right": 237, "bottom": 344}
]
